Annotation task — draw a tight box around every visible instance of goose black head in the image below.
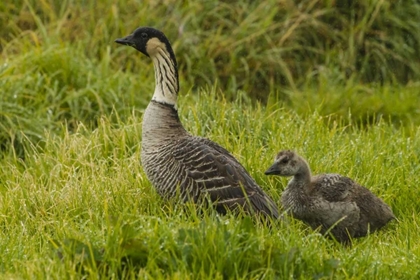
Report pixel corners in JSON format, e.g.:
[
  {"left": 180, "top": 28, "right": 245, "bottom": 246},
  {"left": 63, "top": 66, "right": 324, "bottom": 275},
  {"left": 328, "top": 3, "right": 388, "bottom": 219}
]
[{"left": 115, "top": 27, "right": 177, "bottom": 65}]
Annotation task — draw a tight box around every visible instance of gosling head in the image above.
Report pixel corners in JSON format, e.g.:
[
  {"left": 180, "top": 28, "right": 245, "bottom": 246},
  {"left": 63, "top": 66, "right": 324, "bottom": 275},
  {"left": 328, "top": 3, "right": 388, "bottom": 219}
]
[
  {"left": 264, "top": 150, "right": 300, "bottom": 177},
  {"left": 115, "top": 27, "right": 176, "bottom": 63}
]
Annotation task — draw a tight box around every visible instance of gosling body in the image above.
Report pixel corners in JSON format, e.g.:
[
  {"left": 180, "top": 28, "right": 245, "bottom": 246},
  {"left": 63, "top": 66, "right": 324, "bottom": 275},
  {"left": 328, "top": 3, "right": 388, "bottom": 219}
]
[{"left": 265, "top": 150, "right": 395, "bottom": 242}]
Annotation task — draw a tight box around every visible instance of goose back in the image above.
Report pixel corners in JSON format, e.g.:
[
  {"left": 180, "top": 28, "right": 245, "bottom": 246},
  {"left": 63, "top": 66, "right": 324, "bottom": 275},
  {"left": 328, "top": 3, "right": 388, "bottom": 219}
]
[{"left": 141, "top": 88, "right": 279, "bottom": 218}]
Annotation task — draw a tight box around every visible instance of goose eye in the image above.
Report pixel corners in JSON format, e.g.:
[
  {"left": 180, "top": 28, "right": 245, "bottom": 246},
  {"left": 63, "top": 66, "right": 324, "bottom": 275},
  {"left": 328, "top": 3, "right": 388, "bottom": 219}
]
[
  {"left": 141, "top": 33, "right": 148, "bottom": 39},
  {"left": 280, "top": 158, "right": 288, "bottom": 164}
]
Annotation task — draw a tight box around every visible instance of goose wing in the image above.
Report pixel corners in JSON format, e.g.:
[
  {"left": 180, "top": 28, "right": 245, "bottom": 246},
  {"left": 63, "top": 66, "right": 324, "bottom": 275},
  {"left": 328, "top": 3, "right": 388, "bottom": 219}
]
[{"left": 172, "top": 136, "right": 279, "bottom": 218}]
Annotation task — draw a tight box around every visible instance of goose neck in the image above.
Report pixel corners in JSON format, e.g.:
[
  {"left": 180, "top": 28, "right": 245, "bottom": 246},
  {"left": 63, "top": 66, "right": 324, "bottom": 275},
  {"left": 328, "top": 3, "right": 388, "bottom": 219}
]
[{"left": 151, "top": 48, "right": 179, "bottom": 107}]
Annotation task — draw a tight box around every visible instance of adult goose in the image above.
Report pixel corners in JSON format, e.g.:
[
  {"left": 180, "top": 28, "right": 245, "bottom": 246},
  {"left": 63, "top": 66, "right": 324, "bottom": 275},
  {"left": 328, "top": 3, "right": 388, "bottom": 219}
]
[
  {"left": 265, "top": 150, "right": 395, "bottom": 243},
  {"left": 115, "top": 27, "right": 278, "bottom": 218}
]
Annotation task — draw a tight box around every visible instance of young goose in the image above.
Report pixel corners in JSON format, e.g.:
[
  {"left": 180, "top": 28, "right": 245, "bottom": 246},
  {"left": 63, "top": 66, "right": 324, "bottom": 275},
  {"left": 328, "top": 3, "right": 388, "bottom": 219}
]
[
  {"left": 265, "top": 150, "right": 395, "bottom": 243},
  {"left": 115, "top": 27, "right": 278, "bottom": 218}
]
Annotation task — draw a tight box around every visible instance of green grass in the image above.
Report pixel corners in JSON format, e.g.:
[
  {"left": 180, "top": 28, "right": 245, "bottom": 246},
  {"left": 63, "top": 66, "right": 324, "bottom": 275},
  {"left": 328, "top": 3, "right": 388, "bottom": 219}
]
[
  {"left": 0, "top": 91, "right": 419, "bottom": 278},
  {"left": 2, "top": 0, "right": 420, "bottom": 95},
  {"left": 2, "top": 0, "right": 420, "bottom": 156},
  {"left": 1, "top": 0, "right": 420, "bottom": 278}
]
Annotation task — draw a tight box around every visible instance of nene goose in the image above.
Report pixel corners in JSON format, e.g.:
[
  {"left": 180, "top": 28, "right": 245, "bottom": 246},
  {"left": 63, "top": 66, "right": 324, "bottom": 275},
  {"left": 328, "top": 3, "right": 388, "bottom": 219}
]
[
  {"left": 265, "top": 150, "right": 395, "bottom": 243},
  {"left": 115, "top": 27, "right": 278, "bottom": 218}
]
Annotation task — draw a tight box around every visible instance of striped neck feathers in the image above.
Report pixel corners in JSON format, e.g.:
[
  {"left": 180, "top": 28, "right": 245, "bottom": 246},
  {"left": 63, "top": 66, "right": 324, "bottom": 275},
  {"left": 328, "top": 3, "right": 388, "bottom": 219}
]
[{"left": 148, "top": 38, "right": 179, "bottom": 108}]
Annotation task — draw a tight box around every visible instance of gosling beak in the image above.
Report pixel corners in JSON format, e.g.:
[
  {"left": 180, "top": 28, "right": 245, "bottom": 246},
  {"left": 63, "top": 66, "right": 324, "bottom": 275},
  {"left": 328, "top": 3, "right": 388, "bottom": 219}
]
[{"left": 264, "top": 163, "right": 280, "bottom": 175}]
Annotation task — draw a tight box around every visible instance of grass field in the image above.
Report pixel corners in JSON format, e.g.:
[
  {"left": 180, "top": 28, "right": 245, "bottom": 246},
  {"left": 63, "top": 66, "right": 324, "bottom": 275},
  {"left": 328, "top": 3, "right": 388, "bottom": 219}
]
[
  {"left": 1, "top": 0, "right": 420, "bottom": 279},
  {"left": 1, "top": 93, "right": 419, "bottom": 279}
]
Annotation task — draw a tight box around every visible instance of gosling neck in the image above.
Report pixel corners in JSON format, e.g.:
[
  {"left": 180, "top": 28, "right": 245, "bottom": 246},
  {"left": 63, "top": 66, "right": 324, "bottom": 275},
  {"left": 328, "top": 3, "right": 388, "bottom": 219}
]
[{"left": 291, "top": 157, "right": 312, "bottom": 186}]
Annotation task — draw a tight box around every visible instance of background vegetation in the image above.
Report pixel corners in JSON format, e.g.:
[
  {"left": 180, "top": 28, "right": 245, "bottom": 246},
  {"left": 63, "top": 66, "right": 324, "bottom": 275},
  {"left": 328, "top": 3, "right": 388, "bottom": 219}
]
[
  {"left": 1, "top": 0, "right": 420, "bottom": 278},
  {"left": 2, "top": 0, "right": 420, "bottom": 155}
]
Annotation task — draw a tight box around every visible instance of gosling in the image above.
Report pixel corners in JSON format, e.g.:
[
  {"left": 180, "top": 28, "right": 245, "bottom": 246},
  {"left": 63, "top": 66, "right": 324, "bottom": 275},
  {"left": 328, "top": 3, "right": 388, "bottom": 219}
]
[{"left": 265, "top": 150, "right": 395, "bottom": 243}]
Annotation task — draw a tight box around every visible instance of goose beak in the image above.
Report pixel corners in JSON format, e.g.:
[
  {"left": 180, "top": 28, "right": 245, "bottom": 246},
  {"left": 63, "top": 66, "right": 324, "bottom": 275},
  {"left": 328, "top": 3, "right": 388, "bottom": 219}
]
[
  {"left": 115, "top": 34, "right": 135, "bottom": 47},
  {"left": 264, "top": 163, "right": 280, "bottom": 175}
]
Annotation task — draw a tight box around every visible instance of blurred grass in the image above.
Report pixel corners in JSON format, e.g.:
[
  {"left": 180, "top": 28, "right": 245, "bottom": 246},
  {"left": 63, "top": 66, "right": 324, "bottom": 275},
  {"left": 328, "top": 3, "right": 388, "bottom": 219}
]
[
  {"left": 2, "top": 0, "right": 420, "bottom": 92},
  {"left": 2, "top": 0, "right": 420, "bottom": 156}
]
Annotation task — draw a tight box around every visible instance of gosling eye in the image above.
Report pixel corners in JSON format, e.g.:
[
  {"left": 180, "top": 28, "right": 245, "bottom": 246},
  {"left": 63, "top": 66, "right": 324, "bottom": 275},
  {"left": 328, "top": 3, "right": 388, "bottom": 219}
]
[
  {"left": 141, "top": 33, "right": 148, "bottom": 39},
  {"left": 280, "top": 158, "right": 288, "bottom": 164}
]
